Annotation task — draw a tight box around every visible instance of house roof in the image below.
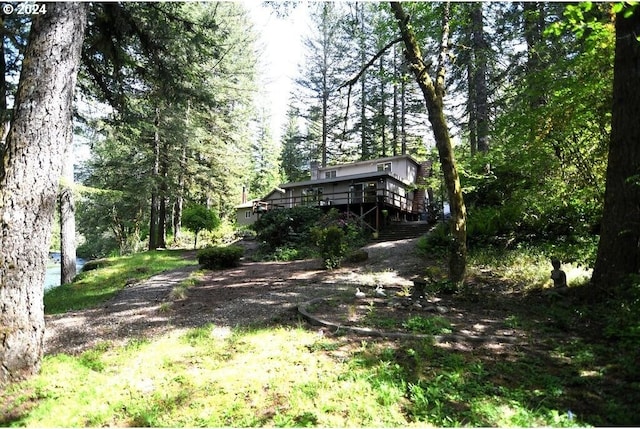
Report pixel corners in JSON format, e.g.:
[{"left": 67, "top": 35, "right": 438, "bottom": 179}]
[
  {"left": 316, "top": 153, "right": 421, "bottom": 174},
  {"left": 235, "top": 202, "right": 254, "bottom": 209},
  {"left": 262, "top": 187, "right": 287, "bottom": 201},
  {"left": 235, "top": 198, "right": 261, "bottom": 209},
  {"left": 278, "top": 170, "right": 404, "bottom": 189}
]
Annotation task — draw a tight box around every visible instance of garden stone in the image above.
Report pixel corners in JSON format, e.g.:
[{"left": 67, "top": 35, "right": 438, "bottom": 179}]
[{"left": 436, "top": 305, "right": 449, "bottom": 314}]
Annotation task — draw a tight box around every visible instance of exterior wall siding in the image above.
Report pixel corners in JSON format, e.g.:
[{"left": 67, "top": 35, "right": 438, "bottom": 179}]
[{"left": 236, "top": 155, "right": 425, "bottom": 225}]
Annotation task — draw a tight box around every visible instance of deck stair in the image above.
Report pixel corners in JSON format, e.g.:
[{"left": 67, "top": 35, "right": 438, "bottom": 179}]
[{"left": 373, "top": 220, "right": 433, "bottom": 242}]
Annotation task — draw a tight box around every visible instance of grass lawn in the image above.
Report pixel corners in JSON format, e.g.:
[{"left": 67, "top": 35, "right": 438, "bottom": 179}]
[
  {"left": 2, "top": 245, "right": 638, "bottom": 426},
  {"left": 1, "top": 325, "right": 589, "bottom": 427},
  {"left": 44, "top": 249, "right": 197, "bottom": 314}
]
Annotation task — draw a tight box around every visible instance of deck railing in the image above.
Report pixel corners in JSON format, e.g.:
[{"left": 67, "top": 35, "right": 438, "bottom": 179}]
[{"left": 255, "top": 188, "right": 427, "bottom": 216}]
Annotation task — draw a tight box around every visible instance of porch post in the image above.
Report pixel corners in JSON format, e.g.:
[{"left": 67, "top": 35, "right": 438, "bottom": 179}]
[{"left": 375, "top": 198, "right": 380, "bottom": 234}]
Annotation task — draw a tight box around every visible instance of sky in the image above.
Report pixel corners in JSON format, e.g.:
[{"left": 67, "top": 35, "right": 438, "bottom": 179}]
[{"left": 243, "top": 2, "right": 311, "bottom": 141}]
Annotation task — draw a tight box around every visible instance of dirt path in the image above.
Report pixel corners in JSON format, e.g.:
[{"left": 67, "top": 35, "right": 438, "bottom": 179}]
[
  {"left": 45, "top": 237, "right": 532, "bottom": 356},
  {"left": 44, "top": 266, "right": 200, "bottom": 354}
]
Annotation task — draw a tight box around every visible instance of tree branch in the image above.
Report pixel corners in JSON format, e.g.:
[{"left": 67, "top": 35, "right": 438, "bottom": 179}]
[
  {"left": 338, "top": 36, "right": 403, "bottom": 92},
  {"left": 338, "top": 36, "right": 403, "bottom": 136}
]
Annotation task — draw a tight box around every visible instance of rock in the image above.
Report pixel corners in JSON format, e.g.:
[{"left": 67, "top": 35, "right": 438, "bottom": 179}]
[
  {"left": 436, "top": 305, "right": 449, "bottom": 314},
  {"left": 345, "top": 250, "right": 369, "bottom": 263},
  {"left": 81, "top": 258, "right": 112, "bottom": 272}
]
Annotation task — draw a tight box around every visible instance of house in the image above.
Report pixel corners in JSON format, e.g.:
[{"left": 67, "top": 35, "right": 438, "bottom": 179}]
[
  {"left": 235, "top": 186, "right": 261, "bottom": 226},
  {"left": 235, "top": 200, "right": 260, "bottom": 226},
  {"left": 236, "top": 154, "right": 431, "bottom": 232}
]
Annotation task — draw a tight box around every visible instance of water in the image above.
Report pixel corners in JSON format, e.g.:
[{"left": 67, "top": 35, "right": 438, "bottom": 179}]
[{"left": 45, "top": 252, "right": 86, "bottom": 291}]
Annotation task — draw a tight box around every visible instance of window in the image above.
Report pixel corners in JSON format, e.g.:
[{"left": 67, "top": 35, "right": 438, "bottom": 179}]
[
  {"left": 325, "top": 170, "right": 337, "bottom": 179},
  {"left": 377, "top": 162, "right": 392, "bottom": 172},
  {"left": 244, "top": 210, "right": 252, "bottom": 218},
  {"left": 302, "top": 187, "right": 323, "bottom": 205}
]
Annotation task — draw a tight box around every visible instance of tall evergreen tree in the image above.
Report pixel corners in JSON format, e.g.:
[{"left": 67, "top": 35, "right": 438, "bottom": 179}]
[
  {"left": 251, "top": 110, "right": 282, "bottom": 198},
  {"left": 0, "top": 2, "right": 88, "bottom": 385},
  {"left": 297, "top": 2, "right": 350, "bottom": 167},
  {"left": 78, "top": 2, "right": 258, "bottom": 252},
  {"left": 280, "top": 106, "right": 309, "bottom": 183},
  {"left": 592, "top": 6, "right": 640, "bottom": 291}
]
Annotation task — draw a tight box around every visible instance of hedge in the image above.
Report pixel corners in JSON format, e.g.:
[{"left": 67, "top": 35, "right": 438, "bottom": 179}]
[{"left": 197, "top": 245, "right": 244, "bottom": 269}]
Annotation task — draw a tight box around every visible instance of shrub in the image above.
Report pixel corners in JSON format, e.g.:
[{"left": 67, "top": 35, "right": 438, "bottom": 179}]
[
  {"left": 197, "top": 245, "right": 243, "bottom": 269},
  {"left": 311, "top": 225, "right": 348, "bottom": 269},
  {"left": 273, "top": 246, "right": 300, "bottom": 261},
  {"left": 316, "top": 208, "right": 368, "bottom": 248},
  {"left": 417, "top": 223, "right": 450, "bottom": 255},
  {"left": 253, "top": 206, "right": 323, "bottom": 250}
]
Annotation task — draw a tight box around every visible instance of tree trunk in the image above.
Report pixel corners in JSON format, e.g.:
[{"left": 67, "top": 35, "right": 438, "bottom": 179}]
[
  {"left": 157, "top": 137, "right": 169, "bottom": 249},
  {"left": 359, "top": 3, "right": 368, "bottom": 160},
  {"left": 173, "top": 150, "right": 186, "bottom": 244},
  {"left": 379, "top": 55, "right": 387, "bottom": 157},
  {"left": 392, "top": 44, "right": 399, "bottom": 157},
  {"left": 0, "top": 14, "right": 8, "bottom": 138},
  {"left": 591, "top": 9, "right": 640, "bottom": 292},
  {"left": 401, "top": 67, "right": 407, "bottom": 155},
  {"left": 59, "top": 150, "right": 76, "bottom": 284},
  {"left": 158, "top": 195, "right": 167, "bottom": 248},
  {"left": 0, "top": 2, "right": 87, "bottom": 386},
  {"left": 467, "top": 37, "right": 477, "bottom": 155},
  {"left": 391, "top": 1, "right": 467, "bottom": 285},
  {"left": 471, "top": 2, "right": 489, "bottom": 153},
  {"left": 320, "top": 3, "right": 329, "bottom": 167},
  {"left": 148, "top": 107, "right": 160, "bottom": 250},
  {"left": 173, "top": 103, "right": 189, "bottom": 245},
  {"left": 523, "top": 2, "right": 547, "bottom": 108}
]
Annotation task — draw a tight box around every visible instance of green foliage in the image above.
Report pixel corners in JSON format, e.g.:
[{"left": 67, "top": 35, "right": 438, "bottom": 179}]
[
  {"left": 402, "top": 316, "right": 452, "bottom": 335},
  {"left": 77, "top": 2, "right": 261, "bottom": 256},
  {"left": 315, "top": 209, "right": 369, "bottom": 248},
  {"left": 311, "top": 225, "right": 348, "bottom": 269},
  {"left": 602, "top": 276, "right": 640, "bottom": 354},
  {"left": 442, "top": 2, "right": 613, "bottom": 252},
  {"left": 197, "top": 245, "right": 243, "bottom": 270},
  {"left": 271, "top": 246, "right": 302, "bottom": 262},
  {"left": 182, "top": 205, "right": 220, "bottom": 234},
  {"left": 416, "top": 223, "right": 450, "bottom": 255},
  {"left": 253, "top": 206, "right": 323, "bottom": 252},
  {"left": 44, "top": 250, "right": 196, "bottom": 314},
  {"left": 280, "top": 107, "right": 311, "bottom": 183},
  {"left": 312, "top": 209, "right": 370, "bottom": 269},
  {"left": 182, "top": 205, "right": 220, "bottom": 249},
  {"left": 200, "top": 218, "right": 238, "bottom": 247},
  {"left": 250, "top": 110, "right": 282, "bottom": 198},
  {"left": 252, "top": 208, "right": 367, "bottom": 266}
]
